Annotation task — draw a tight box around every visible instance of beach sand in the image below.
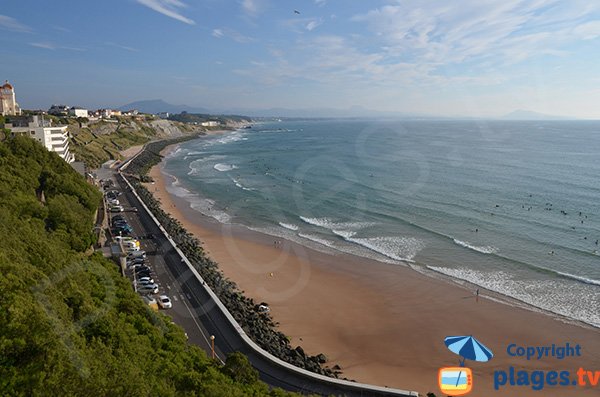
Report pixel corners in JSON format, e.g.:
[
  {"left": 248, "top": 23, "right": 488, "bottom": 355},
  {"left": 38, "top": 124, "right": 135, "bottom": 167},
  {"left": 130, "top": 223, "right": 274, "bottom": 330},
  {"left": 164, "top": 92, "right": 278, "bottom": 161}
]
[{"left": 146, "top": 143, "right": 599, "bottom": 397}]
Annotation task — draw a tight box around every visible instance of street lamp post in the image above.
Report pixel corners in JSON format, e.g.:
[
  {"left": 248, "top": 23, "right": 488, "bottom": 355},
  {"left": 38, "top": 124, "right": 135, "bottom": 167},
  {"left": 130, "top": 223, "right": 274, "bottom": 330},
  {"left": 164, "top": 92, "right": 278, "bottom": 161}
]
[{"left": 210, "top": 335, "right": 215, "bottom": 359}]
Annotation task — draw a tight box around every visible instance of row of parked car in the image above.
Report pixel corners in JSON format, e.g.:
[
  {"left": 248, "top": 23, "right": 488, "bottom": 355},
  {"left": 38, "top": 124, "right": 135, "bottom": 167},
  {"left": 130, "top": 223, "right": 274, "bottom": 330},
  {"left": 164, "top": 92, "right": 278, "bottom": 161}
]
[
  {"left": 112, "top": 214, "right": 134, "bottom": 236},
  {"left": 126, "top": 251, "right": 172, "bottom": 309},
  {"left": 106, "top": 182, "right": 172, "bottom": 310}
]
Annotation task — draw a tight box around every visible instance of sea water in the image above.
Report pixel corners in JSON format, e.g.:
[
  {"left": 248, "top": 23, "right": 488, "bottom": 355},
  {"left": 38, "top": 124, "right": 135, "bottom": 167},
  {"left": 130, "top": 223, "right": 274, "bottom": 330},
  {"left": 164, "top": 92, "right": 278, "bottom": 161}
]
[{"left": 162, "top": 119, "right": 600, "bottom": 327}]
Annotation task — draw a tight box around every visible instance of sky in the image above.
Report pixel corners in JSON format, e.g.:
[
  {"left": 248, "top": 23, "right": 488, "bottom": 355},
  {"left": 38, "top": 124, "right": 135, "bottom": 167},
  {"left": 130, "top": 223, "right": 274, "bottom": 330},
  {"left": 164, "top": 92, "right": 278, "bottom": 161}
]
[{"left": 1, "top": 0, "right": 599, "bottom": 118}]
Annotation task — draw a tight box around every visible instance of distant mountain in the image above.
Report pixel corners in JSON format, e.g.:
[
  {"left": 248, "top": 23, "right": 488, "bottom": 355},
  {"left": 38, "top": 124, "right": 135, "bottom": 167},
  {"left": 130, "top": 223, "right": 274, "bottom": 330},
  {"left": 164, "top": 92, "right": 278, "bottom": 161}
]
[
  {"left": 502, "top": 109, "right": 573, "bottom": 120},
  {"left": 118, "top": 99, "right": 210, "bottom": 114}
]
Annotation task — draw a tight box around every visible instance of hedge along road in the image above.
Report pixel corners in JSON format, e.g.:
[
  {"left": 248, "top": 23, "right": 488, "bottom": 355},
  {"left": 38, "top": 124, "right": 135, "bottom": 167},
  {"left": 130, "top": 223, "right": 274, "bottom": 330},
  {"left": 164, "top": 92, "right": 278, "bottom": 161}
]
[{"left": 112, "top": 166, "right": 417, "bottom": 397}]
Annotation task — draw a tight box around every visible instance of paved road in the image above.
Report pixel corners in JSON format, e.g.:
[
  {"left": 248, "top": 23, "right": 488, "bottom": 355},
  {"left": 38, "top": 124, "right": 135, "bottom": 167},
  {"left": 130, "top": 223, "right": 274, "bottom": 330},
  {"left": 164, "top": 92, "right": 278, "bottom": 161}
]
[{"left": 109, "top": 172, "right": 416, "bottom": 397}]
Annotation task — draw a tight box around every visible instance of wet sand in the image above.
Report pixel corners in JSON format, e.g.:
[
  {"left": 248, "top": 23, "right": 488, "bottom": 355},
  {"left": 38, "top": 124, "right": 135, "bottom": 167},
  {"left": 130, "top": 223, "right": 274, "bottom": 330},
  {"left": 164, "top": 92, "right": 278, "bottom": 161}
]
[{"left": 145, "top": 141, "right": 600, "bottom": 396}]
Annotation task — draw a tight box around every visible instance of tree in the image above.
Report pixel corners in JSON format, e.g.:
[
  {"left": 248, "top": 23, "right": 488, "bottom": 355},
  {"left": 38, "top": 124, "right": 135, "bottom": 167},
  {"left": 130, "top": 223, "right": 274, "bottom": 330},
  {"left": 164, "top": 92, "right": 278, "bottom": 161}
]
[{"left": 222, "top": 352, "right": 259, "bottom": 384}]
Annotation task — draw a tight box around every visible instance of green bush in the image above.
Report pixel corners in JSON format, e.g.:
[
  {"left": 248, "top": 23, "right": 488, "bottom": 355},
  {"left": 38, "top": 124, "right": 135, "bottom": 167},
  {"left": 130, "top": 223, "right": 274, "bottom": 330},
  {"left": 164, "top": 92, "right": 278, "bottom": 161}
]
[{"left": 0, "top": 137, "right": 301, "bottom": 396}]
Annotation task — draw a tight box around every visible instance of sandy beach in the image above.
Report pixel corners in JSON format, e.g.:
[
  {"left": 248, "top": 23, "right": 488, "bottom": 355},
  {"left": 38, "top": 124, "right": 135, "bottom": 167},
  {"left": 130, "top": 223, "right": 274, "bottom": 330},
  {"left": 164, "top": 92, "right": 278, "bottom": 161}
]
[{"left": 145, "top": 141, "right": 599, "bottom": 397}]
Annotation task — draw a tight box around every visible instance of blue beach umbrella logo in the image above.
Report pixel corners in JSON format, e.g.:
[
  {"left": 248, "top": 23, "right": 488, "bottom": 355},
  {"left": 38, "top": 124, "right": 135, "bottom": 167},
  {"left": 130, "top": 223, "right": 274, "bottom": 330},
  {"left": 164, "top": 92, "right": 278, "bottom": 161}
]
[
  {"left": 438, "top": 336, "right": 493, "bottom": 395},
  {"left": 444, "top": 335, "right": 493, "bottom": 366}
]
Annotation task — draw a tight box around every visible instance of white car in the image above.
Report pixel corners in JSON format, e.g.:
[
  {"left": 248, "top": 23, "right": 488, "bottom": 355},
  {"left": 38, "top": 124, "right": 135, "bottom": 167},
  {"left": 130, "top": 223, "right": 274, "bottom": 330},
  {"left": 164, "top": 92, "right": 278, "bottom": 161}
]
[
  {"left": 137, "top": 284, "right": 159, "bottom": 294},
  {"left": 137, "top": 276, "right": 154, "bottom": 284},
  {"left": 158, "top": 295, "right": 172, "bottom": 309}
]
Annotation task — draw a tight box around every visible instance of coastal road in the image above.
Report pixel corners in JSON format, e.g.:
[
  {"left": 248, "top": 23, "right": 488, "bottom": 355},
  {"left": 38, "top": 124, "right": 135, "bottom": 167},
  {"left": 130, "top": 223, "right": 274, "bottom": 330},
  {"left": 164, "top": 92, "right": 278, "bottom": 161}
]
[{"left": 111, "top": 172, "right": 416, "bottom": 397}]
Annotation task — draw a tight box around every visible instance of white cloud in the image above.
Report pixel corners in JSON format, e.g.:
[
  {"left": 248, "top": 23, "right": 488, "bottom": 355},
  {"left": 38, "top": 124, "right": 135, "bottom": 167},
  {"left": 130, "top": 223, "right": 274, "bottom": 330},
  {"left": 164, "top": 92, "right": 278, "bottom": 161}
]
[
  {"left": 136, "top": 0, "right": 195, "bottom": 25},
  {"left": 241, "top": 0, "right": 265, "bottom": 17},
  {"left": 314, "top": 0, "right": 326, "bottom": 6},
  {"left": 29, "top": 42, "right": 86, "bottom": 51},
  {"left": 30, "top": 42, "right": 56, "bottom": 50},
  {"left": 105, "top": 42, "right": 140, "bottom": 52},
  {"left": 0, "top": 14, "right": 32, "bottom": 32},
  {"left": 571, "top": 20, "right": 600, "bottom": 40},
  {"left": 305, "top": 19, "right": 323, "bottom": 32},
  {"left": 352, "top": 0, "right": 600, "bottom": 67},
  {"left": 211, "top": 27, "right": 254, "bottom": 43}
]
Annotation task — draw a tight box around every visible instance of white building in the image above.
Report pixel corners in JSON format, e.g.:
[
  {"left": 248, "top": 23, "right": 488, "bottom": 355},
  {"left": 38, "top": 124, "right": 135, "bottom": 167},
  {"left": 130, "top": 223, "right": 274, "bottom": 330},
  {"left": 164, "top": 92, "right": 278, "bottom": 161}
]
[
  {"left": 201, "top": 121, "right": 219, "bottom": 127},
  {"left": 0, "top": 80, "right": 21, "bottom": 116},
  {"left": 7, "top": 116, "right": 75, "bottom": 163},
  {"left": 69, "top": 107, "right": 88, "bottom": 118},
  {"left": 100, "top": 109, "right": 112, "bottom": 118}
]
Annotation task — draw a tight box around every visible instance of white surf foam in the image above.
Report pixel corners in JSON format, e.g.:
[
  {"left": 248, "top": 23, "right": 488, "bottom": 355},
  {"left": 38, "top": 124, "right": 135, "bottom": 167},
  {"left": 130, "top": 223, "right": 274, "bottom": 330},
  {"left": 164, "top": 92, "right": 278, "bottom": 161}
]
[
  {"left": 299, "top": 216, "right": 376, "bottom": 231},
  {"left": 214, "top": 163, "right": 238, "bottom": 172},
  {"left": 279, "top": 222, "right": 299, "bottom": 231},
  {"left": 232, "top": 178, "right": 254, "bottom": 191},
  {"left": 453, "top": 239, "right": 498, "bottom": 254},
  {"left": 298, "top": 233, "right": 337, "bottom": 248},
  {"left": 556, "top": 271, "right": 600, "bottom": 287},
  {"left": 344, "top": 236, "right": 425, "bottom": 262},
  {"left": 427, "top": 266, "right": 600, "bottom": 328}
]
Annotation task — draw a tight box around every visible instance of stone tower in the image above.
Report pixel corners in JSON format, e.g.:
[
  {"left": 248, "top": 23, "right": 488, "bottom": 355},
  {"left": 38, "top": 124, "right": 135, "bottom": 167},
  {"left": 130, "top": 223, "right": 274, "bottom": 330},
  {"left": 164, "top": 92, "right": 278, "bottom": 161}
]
[{"left": 0, "top": 80, "right": 22, "bottom": 116}]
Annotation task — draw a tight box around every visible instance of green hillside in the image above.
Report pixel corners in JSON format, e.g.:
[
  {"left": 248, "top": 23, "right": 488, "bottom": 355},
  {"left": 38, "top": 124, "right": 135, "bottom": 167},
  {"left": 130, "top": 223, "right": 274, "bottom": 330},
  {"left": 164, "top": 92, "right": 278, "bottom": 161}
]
[
  {"left": 0, "top": 136, "right": 298, "bottom": 396},
  {"left": 65, "top": 117, "right": 203, "bottom": 168}
]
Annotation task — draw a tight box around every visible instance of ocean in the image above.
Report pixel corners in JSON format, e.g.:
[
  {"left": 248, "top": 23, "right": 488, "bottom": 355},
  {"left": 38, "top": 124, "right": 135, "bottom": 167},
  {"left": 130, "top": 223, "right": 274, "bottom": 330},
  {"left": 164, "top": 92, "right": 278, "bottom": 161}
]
[{"left": 161, "top": 119, "right": 600, "bottom": 328}]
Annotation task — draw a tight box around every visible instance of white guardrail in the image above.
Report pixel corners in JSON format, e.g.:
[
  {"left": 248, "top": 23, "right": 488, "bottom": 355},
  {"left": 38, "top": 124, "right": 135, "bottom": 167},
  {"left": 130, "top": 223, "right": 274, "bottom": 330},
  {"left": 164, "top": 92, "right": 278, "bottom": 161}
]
[{"left": 118, "top": 147, "right": 419, "bottom": 397}]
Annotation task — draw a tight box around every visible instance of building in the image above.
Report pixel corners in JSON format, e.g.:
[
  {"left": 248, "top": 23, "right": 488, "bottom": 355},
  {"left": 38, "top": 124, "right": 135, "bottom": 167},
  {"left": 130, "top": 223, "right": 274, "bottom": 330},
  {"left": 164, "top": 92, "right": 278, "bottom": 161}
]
[
  {"left": 99, "top": 109, "right": 112, "bottom": 118},
  {"left": 6, "top": 115, "right": 75, "bottom": 163},
  {"left": 201, "top": 121, "right": 220, "bottom": 127},
  {"left": 69, "top": 107, "right": 88, "bottom": 118},
  {"left": 48, "top": 104, "right": 70, "bottom": 116},
  {"left": 0, "top": 80, "right": 21, "bottom": 116}
]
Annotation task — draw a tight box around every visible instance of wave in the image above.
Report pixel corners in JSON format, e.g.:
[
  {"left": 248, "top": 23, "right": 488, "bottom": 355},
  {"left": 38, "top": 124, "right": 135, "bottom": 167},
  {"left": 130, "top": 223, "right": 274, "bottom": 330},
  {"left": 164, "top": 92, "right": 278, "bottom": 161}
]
[
  {"left": 453, "top": 239, "right": 498, "bottom": 254},
  {"left": 230, "top": 177, "right": 254, "bottom": 191},
  {"left": 298, "top": 233, "right": 337, "bottom": 248},
  {"left": 299, "top": 216, "right": 376, "bottom": 231},
  {"left": 279, "top": 222, "right": 299, "bottom": 231},
  {"left": 206, "top": 132, "right": 246, "bottom": 146},
  {"left": 214, "top": 163, "right": 238, "bottom": 172},
  {"left": 342, "top": 235, "right": 425, "bottom": 262},
  {"left": 427, "top": 266, "right": 600, "bottom": 328},
  {"left": 300, "top": 216, "right": 422, "bottom": 262},
  {"left": 556, "top": 271, "right": 600, "bottom": 287}
]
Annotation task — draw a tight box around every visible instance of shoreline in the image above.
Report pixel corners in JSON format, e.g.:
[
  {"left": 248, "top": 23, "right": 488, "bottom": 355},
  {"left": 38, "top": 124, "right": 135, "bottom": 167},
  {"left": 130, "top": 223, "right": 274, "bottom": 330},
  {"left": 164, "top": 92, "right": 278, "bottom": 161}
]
[{"left": 146, "top": 137, "right": 599, "bottom": 396}]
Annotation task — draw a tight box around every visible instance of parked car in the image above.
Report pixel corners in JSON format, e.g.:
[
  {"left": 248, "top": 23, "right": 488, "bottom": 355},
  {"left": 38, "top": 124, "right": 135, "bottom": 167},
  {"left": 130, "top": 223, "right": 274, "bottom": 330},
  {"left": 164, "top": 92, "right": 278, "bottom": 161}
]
[
  {"left": 127, "top": 250, "right": 146, "bottom": 259},
  {"left": 136, "top": 279, "right": 155, "bottom": 287},
  {"left": 158, "top": 295, "right": 172, "bottom": 309},
  {"left": 137, "top": 283, "right": 159, "bottom": 294},
  {"left": 134, "top": 266, "right": 152, "bottom": 274},
  {"left": 117, "top": 226, "right": 134, "bottom": 235},
  {"left": 138, "top": 276, "right": 154, "bottom": 284}
]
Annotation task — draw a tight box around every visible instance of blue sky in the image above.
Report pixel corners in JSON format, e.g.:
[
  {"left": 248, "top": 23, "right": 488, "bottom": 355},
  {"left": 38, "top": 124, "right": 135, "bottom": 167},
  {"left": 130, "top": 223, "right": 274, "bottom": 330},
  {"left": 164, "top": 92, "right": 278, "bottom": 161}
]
[{"left": 1, "top": 0, "right": 599, "bottom": 117}]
